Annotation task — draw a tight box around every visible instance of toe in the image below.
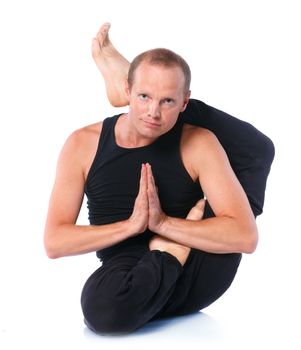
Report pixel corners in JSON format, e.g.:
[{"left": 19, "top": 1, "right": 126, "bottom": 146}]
[
  {"left": 91, "top": 38, "right": 101, "bottom": 58},
  {"left": 195, "top": 198, "right": 206, "bottom": 210}
]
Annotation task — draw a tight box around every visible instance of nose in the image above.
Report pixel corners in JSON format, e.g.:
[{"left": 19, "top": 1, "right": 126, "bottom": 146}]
[{"left": 147, "top": 101, "right": 161, "bottom": 119}]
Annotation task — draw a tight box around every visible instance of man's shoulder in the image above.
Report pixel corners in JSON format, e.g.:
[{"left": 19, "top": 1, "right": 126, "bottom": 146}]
[
  {"left": 59, "top": 121, "right": 103, "bottom": 163},
  {"left": 58, "top": 121, "right": 104, "bottom": 178},
  {"left": 180, "top": 124, "right": 220, "bottom": 181},
  {"left": 71, "top": 121, "right": 103, "bottom": 141},
  {"left": 65, "top": 121, "right": 103, "bottom": 149},
  {"left": 182, "top": 123, "right": 217, "bottom": 145}
]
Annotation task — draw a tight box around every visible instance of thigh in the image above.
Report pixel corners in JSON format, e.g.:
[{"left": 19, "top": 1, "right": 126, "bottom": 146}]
[
  {"left": 181, "top": 99, "right": 275, "bottom": 217},
  {"left": 155, "top": 249, "right": 242, "bottom": 318},
  {"left": 81, "top": 245, "right": 148, "bottom": 301},
  {"left": 81, "top": 246, "right": 184, "bottom": 333}
]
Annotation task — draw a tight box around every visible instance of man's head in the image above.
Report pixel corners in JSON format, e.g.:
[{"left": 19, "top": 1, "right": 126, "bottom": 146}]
[
  {"left": 128, "top": 48, "right": 191, "bottom": 95},
  {"left": 125, "top": 48, "right": 191, "bottom": 140}
]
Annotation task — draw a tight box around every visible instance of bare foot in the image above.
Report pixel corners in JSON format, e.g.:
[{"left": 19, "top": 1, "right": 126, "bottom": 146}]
[
  {"left": 186, "top": 198, "right": 206, "bottom": 221},
  {"left": 92, "top": 23, "right": 130, "bottom": 107},
  {"left": 149, "top": 236, "right": 191, "bottom": 266},
  {"left": 149, "top": 199, "right": 206, "bottom": 266}
]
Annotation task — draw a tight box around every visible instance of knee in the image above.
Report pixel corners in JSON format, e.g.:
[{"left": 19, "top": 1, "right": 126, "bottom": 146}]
[
  {"left": 82, "top": 296, "right": 142, "bottom": 334},
  {"left": 256, "top": 133, "right": 275, "bottom": 168}
]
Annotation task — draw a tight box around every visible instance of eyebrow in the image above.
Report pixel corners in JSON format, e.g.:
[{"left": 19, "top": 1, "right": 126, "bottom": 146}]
[{"left": 137, "top": 91, "right": 177, "bottom": 102}]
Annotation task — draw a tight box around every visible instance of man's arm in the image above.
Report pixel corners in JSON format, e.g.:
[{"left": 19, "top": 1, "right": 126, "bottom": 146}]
[
  {"left": 147, "top": 129, "right": 258, "bottom": 254},
  {"left": 44, "top": 129, "right": 148, "bottom": 259}
]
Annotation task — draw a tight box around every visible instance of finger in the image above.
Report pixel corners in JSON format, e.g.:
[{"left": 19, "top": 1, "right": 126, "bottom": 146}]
[
  {"left": 146, "top": 163, "right": 156, "bottom": 190},
  {"left": 138, "top": 164, "right": 147, "bottom": 196},
  {"left": 148, "top": 187, "right": 157, "bottom": 208},
  {"left": 149, "top": 165, "right": 156, "bottom": 188},
  {"left": 147, "top": 180, "right": 160, "bottom": 209},
  {"left": 146, "top": 165, "right": 161, "bottom": 206}
]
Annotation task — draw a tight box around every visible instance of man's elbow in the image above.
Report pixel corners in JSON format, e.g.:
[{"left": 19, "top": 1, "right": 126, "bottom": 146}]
[
  {"left": 44, "top": 230, "right": 62, "bottom": 259},
  {"left": 45, "top": 247, "right": 61, "bottom": 259},
  {"left": 241, "top": 227, "right": 258, "bottom": 254},
  {"left": 44, "top": 241, "right": 60, "bottom": 259}
]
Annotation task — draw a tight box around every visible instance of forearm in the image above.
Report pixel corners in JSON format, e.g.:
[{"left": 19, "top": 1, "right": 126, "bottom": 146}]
[
  {"left": 158, "top": 215, "right": 258, "bottom": 254},
  {"left": 44, "top": 220, "right": 132, "bottom": 259}
]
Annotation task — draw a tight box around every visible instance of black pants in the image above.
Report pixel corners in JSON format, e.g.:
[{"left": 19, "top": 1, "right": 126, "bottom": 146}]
[
  {"left": 81, "top": 246, "right": 241, "bottom": 333},
  {"left": 81, "top": 99, "right": 275, "bottom": 334},
  {"left": 181, "top": 99, "right": 275, "bottom": 217}
]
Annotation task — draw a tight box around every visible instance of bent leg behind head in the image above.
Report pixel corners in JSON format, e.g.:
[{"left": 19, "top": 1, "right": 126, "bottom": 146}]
[
  {"left": 181, "top": 99, "right": 275, "bottom": 217},
  {"left": 81, "top": 246, "right": 183, "bottom": 334},
  {"left": 92, "top": 23, "right": 130, "bottom": 107}
]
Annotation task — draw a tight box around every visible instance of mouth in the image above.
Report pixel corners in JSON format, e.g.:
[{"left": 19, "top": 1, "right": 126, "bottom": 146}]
[{"left": 143, "top": 120, "right": 161, "bottom": 128}]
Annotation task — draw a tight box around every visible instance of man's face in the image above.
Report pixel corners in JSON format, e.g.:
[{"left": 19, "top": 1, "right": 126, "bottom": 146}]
[{"left": 125, "top": 61, "right": 190, "bottom": 139}]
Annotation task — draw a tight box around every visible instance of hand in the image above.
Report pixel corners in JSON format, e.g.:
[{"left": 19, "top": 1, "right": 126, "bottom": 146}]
[
  {"left": 127, "top": 164, "right": 149, "bottom": 235},
  {"left": 146, "top": 163, "right": 167, "bottom": 233}
]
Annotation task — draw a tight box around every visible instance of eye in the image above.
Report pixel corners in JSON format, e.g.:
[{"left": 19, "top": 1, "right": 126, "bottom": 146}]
[
  {"left": 163, "top": 98, "right": 174, "bottom": 105},
  {"left": 139, "top": 94, "right": 148, "bottom": 101}
]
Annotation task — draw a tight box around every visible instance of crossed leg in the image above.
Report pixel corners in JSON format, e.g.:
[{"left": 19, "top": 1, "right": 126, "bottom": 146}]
[
  {"left": 149, "top": 199, "right": 205, "bottom": 266},
  {"left": 82, "top": 199, "right": 206, "bottom": 333}
]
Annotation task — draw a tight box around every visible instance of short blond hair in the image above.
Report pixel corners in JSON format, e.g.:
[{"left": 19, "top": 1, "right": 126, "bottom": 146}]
[{"left": 128, "top": 48, "right": 191, "bottom": 94}]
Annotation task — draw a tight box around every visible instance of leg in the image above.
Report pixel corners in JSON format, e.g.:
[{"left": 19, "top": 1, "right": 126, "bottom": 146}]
[
  {"left": 81, "top": 199, "right": 205, "bottom": 333},
  {"left": 154, "top": 249, "right": 242, "bottom": 319},
  {"left": 92, "top": 23, "right": 130, "bottom": 107},
  {"left": 149, "top": 199, "right": 205, "bottom": 266},
  {"left": 81, "top": 246, "right": 183, "bottom": 334},
  {"left": 180, "top": 100, "right": 275, "bottom": 217},
  {"left": 92, "top": 24, "right": 275, "bottom": 216},
  {"left": 148, "top": 200, "right": 241, "bottom": 319}
]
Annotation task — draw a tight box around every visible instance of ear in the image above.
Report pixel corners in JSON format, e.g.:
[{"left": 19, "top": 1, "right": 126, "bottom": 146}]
[
  {"left": 180, "top": 90, "right": 191, "bottom": 112},
  {"left": 124, "top": 80, "right": 131, "bottom": 100}
]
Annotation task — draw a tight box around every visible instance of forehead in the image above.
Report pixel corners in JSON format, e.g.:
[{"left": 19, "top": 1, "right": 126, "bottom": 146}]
[{"left": 133, "top": 62, "right": 185, "bottom": 93}]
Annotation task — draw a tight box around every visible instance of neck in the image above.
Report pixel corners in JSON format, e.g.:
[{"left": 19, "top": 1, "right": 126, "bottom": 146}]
[{"left": 115, "top": 114, "right": 157, "bottom": 148}]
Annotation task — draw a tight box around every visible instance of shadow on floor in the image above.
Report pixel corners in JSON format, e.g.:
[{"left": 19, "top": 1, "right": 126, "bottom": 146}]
[{"left": 83, "top": 311, "right": 226, "bottom": 345}]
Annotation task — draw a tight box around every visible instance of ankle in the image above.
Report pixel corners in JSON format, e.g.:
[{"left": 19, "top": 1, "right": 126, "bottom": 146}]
[{"left": 149, "top": 236, "right": 191, "bottom": 266}]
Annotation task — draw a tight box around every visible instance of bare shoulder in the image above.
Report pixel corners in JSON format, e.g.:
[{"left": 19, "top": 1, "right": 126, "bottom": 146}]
[
  {"left": 182, "top": 123, "right": 219, "bottom": 149},
  {"left": 181, "top": 124, "right": 226, "bottom": 181},
  {"left": 67, "top": 121, "right": 103, "bottom": 148},
  {"left": 59, "top": 121, "right": 103, "bottom": 179}
]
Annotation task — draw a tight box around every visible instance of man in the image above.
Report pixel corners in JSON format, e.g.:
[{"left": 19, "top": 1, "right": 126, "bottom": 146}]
[
  {"left": 92, "top": 23, "right": 274, "bottom": 218},
  {"left": 44, "top": 25, "right": 274, "bottom": 334}
]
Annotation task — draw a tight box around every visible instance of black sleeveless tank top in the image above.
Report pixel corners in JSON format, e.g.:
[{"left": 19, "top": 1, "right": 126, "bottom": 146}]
[{"left": 84, "top": 114, "right": 203, "bottom": 261}]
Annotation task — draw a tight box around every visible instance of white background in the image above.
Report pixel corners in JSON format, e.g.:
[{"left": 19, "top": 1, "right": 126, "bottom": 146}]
[{"left": 0, "top": 0, "right": 300, "bottom": 349}]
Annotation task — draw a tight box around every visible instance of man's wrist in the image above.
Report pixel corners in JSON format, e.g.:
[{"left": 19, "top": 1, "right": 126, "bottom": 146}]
[
  {"left": 123, "top": 219, "right": 138, "bottom": 237},
  {"left": 157, "top": 215, "right": 170, "bottom": 236}
]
